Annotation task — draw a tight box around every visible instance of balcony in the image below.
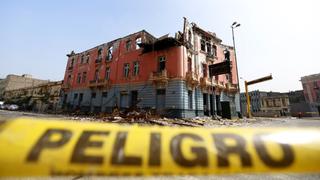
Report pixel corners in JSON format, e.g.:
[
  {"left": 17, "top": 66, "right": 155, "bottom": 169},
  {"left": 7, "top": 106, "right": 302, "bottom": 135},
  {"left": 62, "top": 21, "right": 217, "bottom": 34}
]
[
  {"left": 89, "top": 79, "right": 112, "bottom": 88},
  {"left": 206, "top": 53, "right": 216, "bottom": 62},
  {"left": 226, "top": 83, "right": 238, "bottom": 93},
  {"left": 186, "top": 71, "right": 199, "bottom": 89},
  {"left": 150, "top": 69, "right": 169, "bottom": 86},
  {"left": 200, "top": 77, "right": 218, "bottom": 89}
]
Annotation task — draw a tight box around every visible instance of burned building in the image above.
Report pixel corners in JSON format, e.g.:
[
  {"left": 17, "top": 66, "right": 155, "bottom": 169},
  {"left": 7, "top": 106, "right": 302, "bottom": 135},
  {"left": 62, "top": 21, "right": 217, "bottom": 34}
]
[{"left": 60, "top": 18, "right": 239, "bottom": 118}]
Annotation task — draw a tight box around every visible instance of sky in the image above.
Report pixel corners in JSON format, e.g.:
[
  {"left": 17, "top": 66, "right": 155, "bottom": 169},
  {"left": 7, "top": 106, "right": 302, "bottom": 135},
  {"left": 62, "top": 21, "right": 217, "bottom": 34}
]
[{"left": 1, "top": 0, "right": 319, "bottom": 93}]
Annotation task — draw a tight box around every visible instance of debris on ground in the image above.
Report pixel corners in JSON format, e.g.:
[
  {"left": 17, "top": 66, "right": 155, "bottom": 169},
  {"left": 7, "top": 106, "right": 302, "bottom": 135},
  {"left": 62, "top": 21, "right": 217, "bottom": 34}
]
[{"left": 64, "top": 108, "right": 257, "bottom": 127}]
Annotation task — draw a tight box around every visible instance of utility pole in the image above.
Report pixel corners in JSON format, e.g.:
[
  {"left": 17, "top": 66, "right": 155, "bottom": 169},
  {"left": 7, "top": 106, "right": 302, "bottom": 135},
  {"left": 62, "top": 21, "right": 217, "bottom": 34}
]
[
  {"left": 231, "top": 22, "right": 242, "bottom": 117},
  {"left": 244, "top": 75, "right": 273, "bottom": 118}
]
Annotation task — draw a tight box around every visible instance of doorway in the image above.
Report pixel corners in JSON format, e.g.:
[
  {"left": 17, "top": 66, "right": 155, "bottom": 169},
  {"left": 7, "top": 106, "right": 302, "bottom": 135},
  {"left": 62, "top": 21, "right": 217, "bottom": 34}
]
[{"left": 156, "top": 89, "right": 166, "bottom": 113}]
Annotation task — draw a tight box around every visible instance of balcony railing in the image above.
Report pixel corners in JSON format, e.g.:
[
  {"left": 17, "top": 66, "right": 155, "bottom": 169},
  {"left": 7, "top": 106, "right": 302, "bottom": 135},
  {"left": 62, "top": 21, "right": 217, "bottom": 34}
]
[
  {"left": 200, "top": 77, "right": 218, "bottom": 88},
  {"left": 226, "top": 83, "right": 238, "bottom": 92},
  {"left": 186, "top": 71, "right": 198, "bottom": 81},
  {"left": 186, "top": 71, "right": 199, "bottom": 88},
  {"left": 89, "top": 79, "right": 112, "bottom": 88},
  {"left": 206, "top": 53, "right": 216, "bottom": 62},
  {"left": 150, "top": 70, "right": 168, "bottom": 81},
  {"left": 150, "top": 69, "right": 169, "bottom": 86}
]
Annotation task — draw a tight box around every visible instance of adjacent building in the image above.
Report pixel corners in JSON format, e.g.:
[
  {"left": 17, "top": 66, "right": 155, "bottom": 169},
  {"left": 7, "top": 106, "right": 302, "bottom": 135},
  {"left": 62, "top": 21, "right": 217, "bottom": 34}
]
[
  {"left": 240, "top": 90, "right": 267, "bottom": 115},
  {"left": 61, "top": 18, "right": 239, "bottom": 118},
  {"left": 301, "top": 73, "right": 320, "bottom": 116},
  {"left": 3, "top": 81, "right": 62, "bottom": 112},
  {"left": 260, "top": 92, "right": 290, "bottom": 117},
  {"left": 241, "top": 91, "right": 290, "bottom": 117},
  {"left": 0, "top": 74, "right": 49, "bottom": 100},
  {"left": 287, "top": 90, "right": 312, "bottom": 117}
]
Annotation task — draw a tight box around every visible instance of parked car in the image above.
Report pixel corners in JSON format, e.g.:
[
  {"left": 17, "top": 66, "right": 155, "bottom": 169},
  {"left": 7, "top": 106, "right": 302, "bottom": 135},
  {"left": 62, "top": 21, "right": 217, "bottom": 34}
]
[
  {"left": 2, "top": 104, "right": 10, "bottom": 110},
  {"left": 8, "top": 104, "right": 19, "bottom": 111}
]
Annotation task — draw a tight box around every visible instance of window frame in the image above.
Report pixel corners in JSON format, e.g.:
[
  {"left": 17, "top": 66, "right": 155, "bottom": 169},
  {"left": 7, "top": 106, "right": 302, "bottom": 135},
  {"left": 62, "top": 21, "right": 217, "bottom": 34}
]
[
  {"left": 158, "top": 56, "right": 166, "bottom": 72},
  {"left": 126, "top": 40, "right": 132, "bottom": 52},
  {"left": 133, "top": 61, "right": 139, "bottom": 76},
  {"left": 105, "top": 67, "right": 111, "bottom": 80},
  {"left": 123, "top": 63, "right": 130, "bottom": 78},
  {"left": 106, "top": 46, "right": 113, "bottom": 61},
  {"left": 135, "top": 37, "right": 141, "bottom": 49},
  {"left": 82, "top": 72, "right": 87, "bottom": 83},
  {"left": 77, "top": 73, "right": 81, "bottom": 84},
  {"left": 200, "top": 39, "right": 206, "bottom": 51}
]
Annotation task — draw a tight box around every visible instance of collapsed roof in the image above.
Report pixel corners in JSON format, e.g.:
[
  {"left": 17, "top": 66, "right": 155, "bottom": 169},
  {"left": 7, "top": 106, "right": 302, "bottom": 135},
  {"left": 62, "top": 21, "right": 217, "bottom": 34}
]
[{"left": 139, "top": 37, "right": 183, "bottom": 53}]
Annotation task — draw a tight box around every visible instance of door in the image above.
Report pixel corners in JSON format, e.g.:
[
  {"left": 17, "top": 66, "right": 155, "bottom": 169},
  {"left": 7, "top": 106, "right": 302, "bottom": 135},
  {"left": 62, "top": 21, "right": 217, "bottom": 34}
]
[
  {"left": 216, "top": 95, "right": 222, "bottom": 116},
  {"left": 210, "top": 94, "right": 214, "bottom": 115},
  {"left": 221, "top": 101, "right": 231, "bottom": 119},
  {"left": 78, "top": 93, "right": 83, "bottom": 107},
  {"left": 203, "top": 93, "right": 209, "bottom": 116},
  {"left": 120, "top": 92, "right": 128, "bottom": 109},
  {"left": 156, "top": 89, "right": 166, "bottom": 113},
  {"left": 131, "top": 91, "right": 138, "bottom": 108}
]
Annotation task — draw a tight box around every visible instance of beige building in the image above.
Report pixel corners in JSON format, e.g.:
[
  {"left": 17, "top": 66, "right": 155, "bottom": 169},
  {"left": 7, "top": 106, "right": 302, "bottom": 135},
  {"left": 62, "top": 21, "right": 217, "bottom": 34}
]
[
  {"left": 3, "top": 81, "right": 62, "bottom": 112},
  {"left": 0, "top": 74, "right": 49, "bottom": 100},
  {"left": 260, "top": 93, "right": 290, "bottom": 117}
]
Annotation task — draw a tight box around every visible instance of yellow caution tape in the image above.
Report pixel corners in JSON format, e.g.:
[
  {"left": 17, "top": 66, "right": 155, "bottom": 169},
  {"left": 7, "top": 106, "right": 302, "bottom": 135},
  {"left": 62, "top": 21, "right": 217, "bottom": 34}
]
[{"left": 0, "top": 118, "right": 320, "bottom": 176}]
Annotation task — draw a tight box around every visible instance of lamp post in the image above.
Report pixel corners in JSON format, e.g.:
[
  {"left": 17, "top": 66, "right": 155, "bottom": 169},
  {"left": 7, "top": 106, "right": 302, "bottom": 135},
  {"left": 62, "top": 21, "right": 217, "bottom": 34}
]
[{"left": 231, "top": 22, "right": 242, "bottom": 117}]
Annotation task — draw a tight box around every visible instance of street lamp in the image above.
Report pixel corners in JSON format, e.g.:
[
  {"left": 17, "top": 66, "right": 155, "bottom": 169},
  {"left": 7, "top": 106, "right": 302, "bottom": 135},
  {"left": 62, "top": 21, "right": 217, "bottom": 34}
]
[{"left": 231, "top": 22, "right": 242, "bottom": 118}]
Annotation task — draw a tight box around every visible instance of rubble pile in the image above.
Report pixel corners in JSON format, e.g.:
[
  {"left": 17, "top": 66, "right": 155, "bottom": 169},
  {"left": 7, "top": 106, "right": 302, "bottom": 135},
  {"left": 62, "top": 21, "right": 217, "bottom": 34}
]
[{"left": 67, "top": 109, "right": 252, "bottom": 127}]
